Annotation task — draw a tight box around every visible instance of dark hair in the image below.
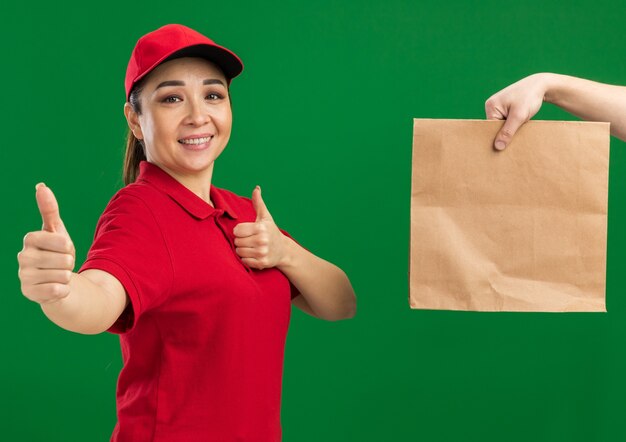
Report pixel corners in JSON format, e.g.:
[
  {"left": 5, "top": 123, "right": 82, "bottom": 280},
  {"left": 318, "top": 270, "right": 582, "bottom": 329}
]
[{"left": 123, "top": 77, "right": 147, "bottom": 185}]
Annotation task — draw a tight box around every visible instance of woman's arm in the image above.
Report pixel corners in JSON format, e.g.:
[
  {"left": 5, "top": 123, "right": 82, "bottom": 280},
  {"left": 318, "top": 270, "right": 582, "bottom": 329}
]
[
  {"left": 278, "top": 238, "right": 356, "bottom": 321},
  {"left": 485, "top": 73, "right": 626, "bottom": 149},
  {"left": 233, "top": 186, "right": 356, "bottom": 321},
  {"left": 18, "top": 184, "right": 128, "bottom": 334},
  {"left": 40, "top": 270, "right": 128, "bottom": 335}
]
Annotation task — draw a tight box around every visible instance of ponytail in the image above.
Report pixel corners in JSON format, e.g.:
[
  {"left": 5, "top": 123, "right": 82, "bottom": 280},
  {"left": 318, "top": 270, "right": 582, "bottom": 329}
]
[
  {"left": 123, "top": 131, "right": 146, "bottom": 185},
  {"left": 122, "top": 79, "right": 147, "bottom": 185}
]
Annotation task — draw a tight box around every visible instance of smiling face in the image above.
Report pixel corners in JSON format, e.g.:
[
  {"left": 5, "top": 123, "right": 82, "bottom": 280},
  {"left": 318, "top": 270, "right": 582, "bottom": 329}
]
[{"left": 124, "top": 57, "right": 232, "bottom": 184}]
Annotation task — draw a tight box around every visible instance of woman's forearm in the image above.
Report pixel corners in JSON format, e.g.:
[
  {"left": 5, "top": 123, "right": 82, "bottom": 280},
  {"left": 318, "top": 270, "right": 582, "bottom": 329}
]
[
  {"left": 41, "top": 270, "right": 127, "bottom": 335},
  {"left": 278, "top": 238, "right": 356, "bottom": 321}
]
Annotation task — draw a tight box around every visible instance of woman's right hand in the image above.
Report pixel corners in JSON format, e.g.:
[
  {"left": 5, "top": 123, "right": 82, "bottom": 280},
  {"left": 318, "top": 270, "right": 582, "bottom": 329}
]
[
  {"left": 18, "top": 183, "right": 75, "bottom": 305},
  {"left": 485, "top": 73, "right": 551, "bottom": 150}
]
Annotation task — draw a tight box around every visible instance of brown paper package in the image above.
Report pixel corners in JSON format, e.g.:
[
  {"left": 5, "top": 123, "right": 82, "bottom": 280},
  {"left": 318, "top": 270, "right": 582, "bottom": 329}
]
[{"left": 410, "top": 119, "right": 609, "bottom": 312}]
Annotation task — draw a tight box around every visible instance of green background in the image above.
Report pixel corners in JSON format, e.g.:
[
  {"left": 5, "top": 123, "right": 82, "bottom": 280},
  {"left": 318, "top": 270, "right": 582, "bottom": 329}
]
[{"left": 2, "top": 1, "right": 625, "bottom": 440}]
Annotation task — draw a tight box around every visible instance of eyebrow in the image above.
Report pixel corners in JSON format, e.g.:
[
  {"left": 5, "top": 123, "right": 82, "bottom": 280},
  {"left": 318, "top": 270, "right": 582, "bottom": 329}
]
[{"left": 155, "top": 79, "right": 226, "bottom": 90}]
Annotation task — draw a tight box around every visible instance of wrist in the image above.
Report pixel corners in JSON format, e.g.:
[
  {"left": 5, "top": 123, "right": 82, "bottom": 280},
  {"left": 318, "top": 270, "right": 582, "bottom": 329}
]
[
  {"left": 276, "top": 235, "right": 297, "bottom": 270},
  {"left": 538, "top": 72, "right": 565, "bottom": 105}
]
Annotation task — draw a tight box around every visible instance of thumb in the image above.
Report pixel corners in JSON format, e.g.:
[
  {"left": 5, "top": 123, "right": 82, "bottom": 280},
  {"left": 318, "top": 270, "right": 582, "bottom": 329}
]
[
  {"left": 252, "top": 185, "right": 272, "bottom": 222},
  {"left": 493, "top": 114, "right": 525, "bottom": 151},
  {"left": 36, "top": 183, "right": 67, "bottom": 234}
]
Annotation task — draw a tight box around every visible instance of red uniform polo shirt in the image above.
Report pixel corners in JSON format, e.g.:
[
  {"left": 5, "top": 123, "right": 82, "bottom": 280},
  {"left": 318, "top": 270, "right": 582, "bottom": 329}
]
[{"left": 79, "top": 161, "right": 298, "bottom": 442}]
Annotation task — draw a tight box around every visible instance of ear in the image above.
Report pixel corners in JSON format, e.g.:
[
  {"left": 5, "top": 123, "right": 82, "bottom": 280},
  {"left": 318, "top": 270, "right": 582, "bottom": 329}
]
[{"left": 124, "top": 102, "right": 144, "bottom": 140}]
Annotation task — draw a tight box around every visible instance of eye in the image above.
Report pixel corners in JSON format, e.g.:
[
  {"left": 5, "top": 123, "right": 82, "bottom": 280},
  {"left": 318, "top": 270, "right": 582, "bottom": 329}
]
[
  {"left": 206, "top": 92, "right": 224, "bottom": 101},
  {"left": 162, "top": 95, "right": 182, "bottom": 103}
]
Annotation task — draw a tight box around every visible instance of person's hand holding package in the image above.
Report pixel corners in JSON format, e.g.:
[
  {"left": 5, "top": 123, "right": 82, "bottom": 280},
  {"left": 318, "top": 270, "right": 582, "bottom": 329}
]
[
  {"left": 411, "top": 73, "right": 617, "bottom": 311},
  {"left": 486, "top": 73, "right": 626, "bottom": 149}
]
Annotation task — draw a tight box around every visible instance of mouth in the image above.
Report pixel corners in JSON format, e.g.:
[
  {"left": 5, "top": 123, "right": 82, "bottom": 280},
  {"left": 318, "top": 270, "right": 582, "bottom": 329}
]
[
  {"left": 178, "top": 135, "right": 214, "bottom": 145},
  {"left": 178, "top": 135, "right": 214, "bottom": 150}
]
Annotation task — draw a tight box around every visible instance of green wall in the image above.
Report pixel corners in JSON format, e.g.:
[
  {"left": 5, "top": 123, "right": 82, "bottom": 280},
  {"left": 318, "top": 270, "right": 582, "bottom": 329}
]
[{"left": 2, "top": 1, "right": 625, "bottom": 440}]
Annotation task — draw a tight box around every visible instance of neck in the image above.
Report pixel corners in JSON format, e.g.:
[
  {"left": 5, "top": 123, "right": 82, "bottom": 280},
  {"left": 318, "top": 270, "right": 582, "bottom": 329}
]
[{"left": 152, "top": 162, "right": 215, "bottom": 206}]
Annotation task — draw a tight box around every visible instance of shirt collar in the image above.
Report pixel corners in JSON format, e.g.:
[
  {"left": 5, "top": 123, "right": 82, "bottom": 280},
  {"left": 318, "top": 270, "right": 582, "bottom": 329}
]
[{"left": 136, "top": 161, "right": 238, "bottom": 220}]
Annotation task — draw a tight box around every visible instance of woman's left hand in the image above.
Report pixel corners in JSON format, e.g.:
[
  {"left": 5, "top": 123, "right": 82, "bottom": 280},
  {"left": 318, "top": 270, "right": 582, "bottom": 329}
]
[
  {"left": 234, "top": 187, "right": 356, "bottom": 320},
  {"left": 233, "top": 186, "right": 289, "bottom": 270}
]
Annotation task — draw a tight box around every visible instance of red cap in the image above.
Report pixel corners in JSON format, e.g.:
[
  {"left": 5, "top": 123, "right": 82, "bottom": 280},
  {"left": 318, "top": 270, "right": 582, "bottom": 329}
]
[{"left": 125, "top": 24, "right": 244, "bottom": 100}]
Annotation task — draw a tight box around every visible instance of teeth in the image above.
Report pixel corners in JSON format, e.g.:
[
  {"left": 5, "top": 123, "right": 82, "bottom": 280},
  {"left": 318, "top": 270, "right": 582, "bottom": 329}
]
[{"left": 179, "top": 136, "right": 212, "bottom": 145}]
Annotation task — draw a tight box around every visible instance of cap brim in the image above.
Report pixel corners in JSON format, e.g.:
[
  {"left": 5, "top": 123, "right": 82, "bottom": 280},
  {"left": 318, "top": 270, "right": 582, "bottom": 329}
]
[
  {"left": 163, "top": 44, "right": 243, "bottom": 80},
  {"left": 131, "top": 43, "right": 243, "bottom": 96}
]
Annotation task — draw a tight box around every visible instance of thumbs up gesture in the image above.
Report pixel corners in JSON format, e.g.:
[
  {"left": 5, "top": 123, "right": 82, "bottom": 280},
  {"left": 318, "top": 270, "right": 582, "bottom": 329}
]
[
  {"left": 233, "top": 186, "right": 288, "bottom": 270},
  {"left": 17, "top": 183, "right": 76, "bottom": 304}
]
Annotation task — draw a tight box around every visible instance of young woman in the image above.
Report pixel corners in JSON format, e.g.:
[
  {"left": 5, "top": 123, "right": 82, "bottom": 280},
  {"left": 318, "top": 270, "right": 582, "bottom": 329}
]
[
  {"left": 485, "top": 72, "right": 626, "bottom": 149},
  {"left": 17, "top": 24, "right": 356, "bottom": 441}
]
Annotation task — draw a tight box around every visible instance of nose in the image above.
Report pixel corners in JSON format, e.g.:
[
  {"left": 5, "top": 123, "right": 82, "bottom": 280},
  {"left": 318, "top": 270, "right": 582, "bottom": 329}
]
[{"left": 184, "top": 97, "right": 210, "bottom": 126}]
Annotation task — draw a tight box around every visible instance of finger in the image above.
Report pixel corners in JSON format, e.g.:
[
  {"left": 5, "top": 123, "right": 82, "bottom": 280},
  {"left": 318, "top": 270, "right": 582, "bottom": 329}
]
[
  {"left": 22, "top": 283, "right": 70, "bottom": 304},
  {"left": 494, "top": 113, "right": 526, "bottom": 151},
  {"left": 234, "top": 235, "right": 269, "bottom": 248},
  {"left": 240, "top": 257, "right": 266, "bottom": 270},
  {"left": 233, "top": 222, "right": 263, "bottom": 238},
  {"left": 235, "top": 247, "right": 263, "bottom": 259},
  {"left": 35, "top": 183, "right": 67, "bottom": 234},
  {"left": 252, "top": 186, "right": 272, "bottom": 222},
  {"left": 18, "top": 249, "right": 75, "bottom": 270},
  {"left": 19, "top": 268, "right": 73, "bottom": 285},
  {"left": 485, "top": 98, "right": 507, "bottom": 120},
  {"left": 23, "top": 231, "right": 74, "bottom": 254},
  {"left": 234, "top": 236, "right": 257, "bottom": 248}
]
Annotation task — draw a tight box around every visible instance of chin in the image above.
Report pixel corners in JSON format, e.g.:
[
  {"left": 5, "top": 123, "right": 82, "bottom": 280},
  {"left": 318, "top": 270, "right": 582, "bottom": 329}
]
[{"left": 182, "top": 156, "right": 218, "bottom": 173}]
